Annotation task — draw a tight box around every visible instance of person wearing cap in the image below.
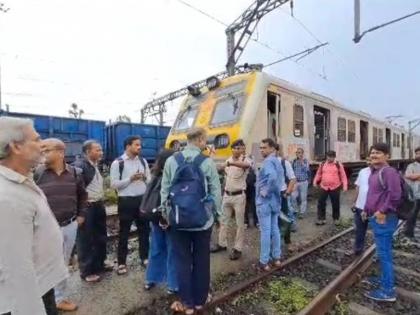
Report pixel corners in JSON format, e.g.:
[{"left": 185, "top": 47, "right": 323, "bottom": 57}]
[{"left": 211, "top": 139, "right": 251, "bottom": 260}]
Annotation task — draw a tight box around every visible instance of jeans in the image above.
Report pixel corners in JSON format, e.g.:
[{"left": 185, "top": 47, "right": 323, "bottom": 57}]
[
  {"left": 257, "top": 202, "right": 281, "bottom": 264},
  {"left": 117, "top": 196, "right": 150, "bottom": 265},
  {"left": 353, "top": 208, "right": 368, "bottom": 253},
  {"left": 292, "top": 180, "right": 309, "bottom": 214},
  {"left": 55, "top": 220, "right": 78, "bottom": 303},
  {"left": 317, "top": 188, "right": 341, "bottom": 220},
  {"left": 369, "top": 214, "right": 398, "bottom": 295},
  {"left": 77, "top": 201, "right": 107, "bottom": 278},
  {"left": 170, "top": 228, "right": 212, "bottom": 308},
  {"left": 405, "top": 200, "right": 420, "bottom": 238},
  {"left": 145, "top": 223, "right": 178, "bottom": 291}
]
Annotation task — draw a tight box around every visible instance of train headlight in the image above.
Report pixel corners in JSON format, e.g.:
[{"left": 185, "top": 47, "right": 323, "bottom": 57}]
[
  {"left": 206, "top": 76, "right": 220, "bottom": 90},
  {"left": 214, "top": 134, "right": 230, "bottom": 149}
]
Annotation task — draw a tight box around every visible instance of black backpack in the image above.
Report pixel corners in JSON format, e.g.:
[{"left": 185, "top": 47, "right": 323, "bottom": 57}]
[
  {"left": 139, "top": 175, "right": 163, "bottom": 223},
  {"left": 117, "top": 156, "right": 147, "bottom": 180},
  {"left": 280, "top": 158, "right": 290, "bottom": 185},
  {"left": 378, "top": 166, "right": 415, "bottom": 220}
]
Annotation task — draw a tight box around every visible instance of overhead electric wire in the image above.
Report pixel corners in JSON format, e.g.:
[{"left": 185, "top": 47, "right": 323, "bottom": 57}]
[{"left": 265, "top": 42, "right": 328, "bottom": 67}]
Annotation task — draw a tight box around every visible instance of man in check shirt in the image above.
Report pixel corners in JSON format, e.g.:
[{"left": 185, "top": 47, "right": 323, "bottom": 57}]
[{"left": 313, "top": 150, "right": 348, "bottom": 225}]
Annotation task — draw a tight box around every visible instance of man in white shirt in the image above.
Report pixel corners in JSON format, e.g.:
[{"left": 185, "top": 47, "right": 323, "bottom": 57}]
[
  {"left": 350, "top": 157, "right": 372, "bottom": 256},
  {"left": 110, "top": 136, "right": 151, "bottom": 275},
  {"left": 0, "top": 117, "right": 67, "bottom": 315}
]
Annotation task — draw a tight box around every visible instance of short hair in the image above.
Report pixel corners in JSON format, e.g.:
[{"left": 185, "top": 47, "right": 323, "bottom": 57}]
[
  {"left": 42, "top": 138, "right": 65, "bottom": 150},
  {"left": 371, "top": 143, "right": 390, "bottom": 155},
  {"left": 82, "top": 140, "right": 100, "bottom": 154},
  {"left": 151, "top": 149, "right": 174, "bottom": 176},
  {"left": 231, "top": 139, "right": 245, "bottom": 148},
  {"left": 273, "top": 143, "right": 280, "bottom": 151},
  {"left": 296, "top": 147, "right": 304, "bottom": 153},
  {"left": 415, "top": 146, "right": 420, "bottom": 153},
  {"left": 187, "top": 127, "right": 206, "bottom": 142},
  {"left": 261, "top": 138, "right": 276, "bottom": 148},
  {"left": 326, "top": 150, "right": 336, "bottom": 158},
  {"left": 124, "top": 135, "right": 141, "bottom": 149},
  {"left": 0, "top": 117, "right": 34, "bottom": 159}
]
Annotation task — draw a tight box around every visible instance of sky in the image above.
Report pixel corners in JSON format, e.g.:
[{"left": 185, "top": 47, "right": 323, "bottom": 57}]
[{"left": 0, "top": 0, "right": 419, "bottom": 128}]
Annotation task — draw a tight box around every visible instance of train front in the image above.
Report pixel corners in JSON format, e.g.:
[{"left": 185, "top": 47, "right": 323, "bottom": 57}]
[{"left": 165, "top": 71, "right": 258, "bottom": 164}]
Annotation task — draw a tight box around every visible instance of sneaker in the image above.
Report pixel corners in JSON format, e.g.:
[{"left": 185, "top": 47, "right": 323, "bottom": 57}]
[
  {"left": 57, "top": 300, "right": 78, "bottom": 312},
  {"left": 298, "top": 213, "right": 304, "bottom": 219},
  {"left": 210, "top": 244, "right": 227, "bottom": 253},
  {"left": 229, "top": 249, "right": 242, "bottom": 260},
  {"left": 291, "top": 223, "right": 298, "bottom": 232},
  {"left": 361, "top": 276, "right": 381, "bottom": 287},
  {"left": 364, "top": 289, "right": 396, "bottom": 302},
  {"left": 140, "top": 259, "right": 149, "bottom": 267},
  {"left": 167, "top": 288, "right": 178, "bottom": 295},
  {"left": 316, "top": 220, "right": 325, "bottom": 226},
  {"left": 144, "top": 283, "right": 155, "bottom": 291}
]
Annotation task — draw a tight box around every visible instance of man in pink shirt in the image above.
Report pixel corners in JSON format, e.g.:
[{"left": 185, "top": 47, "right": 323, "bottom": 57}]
[{"left": 313, "top": 150, "right": 348, "bottom": 225}]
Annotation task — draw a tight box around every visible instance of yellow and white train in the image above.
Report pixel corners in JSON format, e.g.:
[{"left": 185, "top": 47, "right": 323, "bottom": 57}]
[{"left": 165, "top": 69, "right": 420, "bottom": 167}]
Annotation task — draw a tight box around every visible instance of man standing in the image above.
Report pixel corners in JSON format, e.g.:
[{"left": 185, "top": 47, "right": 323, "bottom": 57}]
[
  {"left": 161, "top": 128, "right": 221, "bottom": 314},
  {"left": 110, "top": 136, "right": 151, "bottom": 275},
  {"left": 363, "top": 143, "right": 401, "bottom": 302},
  {"left": 313, "top": 150, "right": 348, "bottom": 225},
  {"left": 291, "top": 148, "right": 311, "bottom": 219},
  {"left": 0, "top": 117, "right": 67, "bottom": 315},
  {"left": 256, "top": 138, "right": 284, "bottom": 271},
  {"left": 74, "top": 140, "right": 111, "bottom": 282},
  {"left": 404, "top": 146, "right": 420, "bottom": 243},
  {"left": 35, "top": 139, "right": 87, "bottom": 312},
  {"left": 348, "top": 157, "right": 371, "bottom": 256},
  {"left": 211, "top": 139, "right": 251, "bottom": 260}
]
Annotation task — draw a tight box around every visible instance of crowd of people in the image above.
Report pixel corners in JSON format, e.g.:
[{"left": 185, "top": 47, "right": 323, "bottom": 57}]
[{"left": 1, "top": 116, "right": 419, "bottom": 315}]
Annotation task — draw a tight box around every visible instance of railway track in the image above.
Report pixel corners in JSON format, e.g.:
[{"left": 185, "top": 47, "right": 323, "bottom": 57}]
[{"left": 205, "top": 221, "right": 419, "bottom": 315}]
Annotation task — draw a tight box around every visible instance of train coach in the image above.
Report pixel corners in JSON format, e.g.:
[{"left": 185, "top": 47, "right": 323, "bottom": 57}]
[{"left": 165, "top": 69, "right": 420, "bottom": 173}]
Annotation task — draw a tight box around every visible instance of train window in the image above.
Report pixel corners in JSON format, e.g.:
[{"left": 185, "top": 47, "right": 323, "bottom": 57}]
[
  {"left": 337, "top": 117, "right": 347, "bottom": 142},
  {"left": 393, "top": 133, "right": 396, "bottom": 147},
  {"left": 293, "top": 104, "right": 304, "bottom": 137},
  {"left": 348, "top": 120, "right": 356, "bottom": 143},
  {"left": 173, "top": 107, "right": 198, "bottom": 131},
  {"left": 210, "top": 93, "right": 245, "bottom": 126},
  {"left": 373, "top": 127, "right": 378, "bottom": 145},
  {"left": 397, "top": 134, "right": 401, "bottom": 147},
  {"left": 378, "top": 129, "right": 384, "bottom": 143}
]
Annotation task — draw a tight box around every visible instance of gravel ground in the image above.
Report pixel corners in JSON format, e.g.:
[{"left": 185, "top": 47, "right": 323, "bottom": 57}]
[{"left": 63, "top": 189, "right": 357, "bottom": 315}]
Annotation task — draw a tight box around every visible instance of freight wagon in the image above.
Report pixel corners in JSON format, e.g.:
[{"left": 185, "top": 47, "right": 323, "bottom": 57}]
[{"left": 0, "top": 110, "right": 170, "bottom": 163}]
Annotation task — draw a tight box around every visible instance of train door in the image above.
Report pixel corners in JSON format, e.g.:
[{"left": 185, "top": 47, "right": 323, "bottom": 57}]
[
  {"left": 267, "top": 91, "right": 281, "bottom": 141},
  {"left": 314, "top": 105, "right": 330, "bottom": 160},
  {"left": 386, "top": 128, "right": 391, "bottom": 157},
  {"left": 360, "top": 120, "right": 369, "bottom": 159},
  {"left": 402, "top": 133, "right": 406, "bottom": 158}
]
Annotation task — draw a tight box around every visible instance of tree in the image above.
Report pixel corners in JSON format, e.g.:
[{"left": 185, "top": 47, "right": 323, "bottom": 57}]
[
  {"left": 116, "top": 115, "right": 131, "bottom": 123},
  {"left": 69, "top": 103, "right": 84, "bottom": 118}
]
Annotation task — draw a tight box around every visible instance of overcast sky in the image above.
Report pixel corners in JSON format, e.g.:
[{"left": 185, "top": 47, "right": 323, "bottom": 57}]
[{"left": 0, "top": 0, "right": 419, "bottom": 127}]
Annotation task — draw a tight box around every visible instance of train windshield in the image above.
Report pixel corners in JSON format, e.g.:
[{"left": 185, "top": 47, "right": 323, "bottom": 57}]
[
  {"left": 211, "top": 92, "right": 245, "bottom": 126},
  {"left": 173, "top": 106, "right": 198, "bottom": 131}
]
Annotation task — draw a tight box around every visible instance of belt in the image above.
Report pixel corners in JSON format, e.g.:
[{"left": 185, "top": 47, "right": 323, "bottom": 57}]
[
  {"left": 297, "top": 179, "right": 308, "bottom": 182},
  {"left": 87, "top": 200, "right": 104, "bottom": 206},
  {"left": 59, "top": 216, "right": 77, "bottom": 227},
  {"left": 224, "top": 190, "right": 245, "bottom": 196}
]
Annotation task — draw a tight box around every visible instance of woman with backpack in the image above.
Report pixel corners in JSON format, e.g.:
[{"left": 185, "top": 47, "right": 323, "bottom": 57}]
[{"left": 140, "top": 149, "right": 178, "bottom": 294}]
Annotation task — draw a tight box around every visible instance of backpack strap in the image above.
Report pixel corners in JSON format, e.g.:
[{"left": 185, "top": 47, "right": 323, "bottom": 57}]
[
  {"left": 281, "top": 158, "right": 289, "bottom": 183},
  {"left": 117, "top": 157, "right": 124, "bottom": 180},
  {"left": 174, "top": 152, "right": 186, "bottom": 166},
  {"left": 378, "top": 166, "right": 390, "bottom": 190},
  {"left": 335, "top": 161, "right": 342, "bottom": 184},
  {"left": 193, "top": 154, "right": 208, "bottom": 168},
  {"left": 139, "top": 156, "right": 146, "bottom": 170}
]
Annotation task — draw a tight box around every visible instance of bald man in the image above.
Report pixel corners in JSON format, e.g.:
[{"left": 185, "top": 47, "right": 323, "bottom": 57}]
[{"left": 34, "top": 138, "right": 88, "bottom": 312}]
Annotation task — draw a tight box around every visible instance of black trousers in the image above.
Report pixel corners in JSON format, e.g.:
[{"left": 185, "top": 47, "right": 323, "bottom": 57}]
[
  {"left": 77, "top": 201, "right": 107, "bottom": 278},
  {"left": 317, "top": 188, "right": 341, "bottom": 220},
  {"left": 245, "top": 186, "right": 258, "bottom": 226},
  {"left": 117, "top": 196, "right": 150, "bottom": 265},
  {"left": 2, "top": 289, "right": 57, "bottom": 315},
  {"left": 170, "top": 228, "right": 212, "bottom": 308},
  {"left": 405, "top": 200, "right": 420, "bottom": 238},
  {"left": 279, "top": 194, "right": 292, "bottom": 244}
]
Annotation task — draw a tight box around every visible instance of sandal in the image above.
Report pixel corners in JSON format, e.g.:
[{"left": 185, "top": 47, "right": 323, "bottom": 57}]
[
  {"left": 84, "top": 274, "right": 100, "bottom": 282},
  {"left": 273, "top": 259, "right": 282, "bottom": 267},
  {"left": 170, "top": 301, "right": 195, "bottom": 314},
  {"left": 144, "top": 283, "right": 155, "bottom": 291},
  {"left": 117, "top": 265, "right": 127, "bottom": 275},
  {"left": 256, "top": 263, "right": 271, "bottom": 272}
]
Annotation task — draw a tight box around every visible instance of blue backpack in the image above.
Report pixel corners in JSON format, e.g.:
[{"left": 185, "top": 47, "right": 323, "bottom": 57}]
[{"left": 168, "top": 153, "right": 211, "bottom": 229}]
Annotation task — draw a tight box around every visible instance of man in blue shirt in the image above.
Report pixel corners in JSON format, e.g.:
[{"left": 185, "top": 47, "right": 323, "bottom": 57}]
[{"left": 256, "top": 138, "right": 285, "bottom": 271}]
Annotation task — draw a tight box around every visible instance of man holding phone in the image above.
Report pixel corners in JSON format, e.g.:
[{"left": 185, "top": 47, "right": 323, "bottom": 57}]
[{"left": 110, "top": 136, "right": 151, "bottom": 275}]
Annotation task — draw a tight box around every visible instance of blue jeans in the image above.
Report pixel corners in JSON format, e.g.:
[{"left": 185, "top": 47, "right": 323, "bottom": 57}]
[
  {"left": 170, "top": 228, "right": 212, "bottom": 308},
  {"left": 353, "top": 208, "right": 368, "bottom": 253},
  {"left": 145, "top": 224, "right": 178, "bottom": 291},
  {"left": 369, "top": 214, "right": 398, "bottom": 295},
  {"left": 292, "top": 180, "right": 309, "bottom": 214},
  {"left": 257, "top": 202, "right": 281, "bottom": 264}
]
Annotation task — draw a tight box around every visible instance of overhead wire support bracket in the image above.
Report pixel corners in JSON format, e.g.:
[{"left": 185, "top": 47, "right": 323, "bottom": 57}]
[{"left": 226, "top": 0, "right": 291, "bottom": 75}]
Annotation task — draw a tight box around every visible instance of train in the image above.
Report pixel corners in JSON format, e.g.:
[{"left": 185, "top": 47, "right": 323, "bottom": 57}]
[
  {"left": 165, "top": 69, "right": 420, "bottom": 172},
  {"left": 0, "top": 110, "right": 171, "bottom": 163}
]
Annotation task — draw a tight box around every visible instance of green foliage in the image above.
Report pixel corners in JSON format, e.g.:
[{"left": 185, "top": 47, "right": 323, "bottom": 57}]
[
  {"left": 104, "top": 188, "right": 118, "bottom": 205},
  {"left": 267, "top": 278, "right": 312, "bottom": 314}
]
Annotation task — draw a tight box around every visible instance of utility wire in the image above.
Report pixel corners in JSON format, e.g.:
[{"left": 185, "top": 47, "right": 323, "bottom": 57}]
[{"left": 265, "top": 42, "right": 328, "bottom": 67}]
